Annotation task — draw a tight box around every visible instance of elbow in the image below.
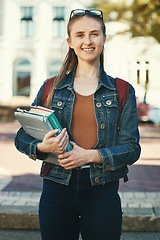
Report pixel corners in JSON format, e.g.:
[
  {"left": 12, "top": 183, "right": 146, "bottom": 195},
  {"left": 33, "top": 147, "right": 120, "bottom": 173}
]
[
  {"left": 14, "top": 128, "right": 23, "bottom": 150},
  {"left": 129, "top": 143, "right": 141, "bottom": 165}
]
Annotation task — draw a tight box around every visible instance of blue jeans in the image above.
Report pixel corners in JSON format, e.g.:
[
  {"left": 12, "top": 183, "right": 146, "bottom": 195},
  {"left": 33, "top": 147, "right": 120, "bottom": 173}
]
[{"left": 39, "top": 169, "right": 122, "bottom": 240}]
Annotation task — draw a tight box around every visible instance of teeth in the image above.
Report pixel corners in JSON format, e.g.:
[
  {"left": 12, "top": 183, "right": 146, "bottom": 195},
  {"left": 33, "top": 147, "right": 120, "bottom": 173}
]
[{"left": 82, "top": 48, "right": 94, "bottom": 52}]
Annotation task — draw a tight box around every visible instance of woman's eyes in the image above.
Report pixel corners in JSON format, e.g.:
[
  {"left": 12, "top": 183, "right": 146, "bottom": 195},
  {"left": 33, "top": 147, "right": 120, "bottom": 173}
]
[
  {"left": 76, "top": 33, "right": 99, "bottom": 38},
  {"left": 92, "top": 33, "right": 99, "bottom": 36},
  {"left": 77, "top": 34, "right": 83, "bottom": 37}
]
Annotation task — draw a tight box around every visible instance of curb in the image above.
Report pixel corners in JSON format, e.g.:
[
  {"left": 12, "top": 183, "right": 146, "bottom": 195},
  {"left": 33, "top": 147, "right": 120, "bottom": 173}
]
[
  {"left": 0, "top": 206, "right": 39, "bottom": 230},
  {"left": 0, "top": 206, "right": 160, "bottom": 232},
  {"left": 122, "top": 207, "right": 160, "bottom": 232}
]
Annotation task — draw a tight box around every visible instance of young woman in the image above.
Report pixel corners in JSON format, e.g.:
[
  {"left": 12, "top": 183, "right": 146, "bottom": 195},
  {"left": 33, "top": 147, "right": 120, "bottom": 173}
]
[{"left": 15, "top": 9, "right": 141, "bottom": 240}]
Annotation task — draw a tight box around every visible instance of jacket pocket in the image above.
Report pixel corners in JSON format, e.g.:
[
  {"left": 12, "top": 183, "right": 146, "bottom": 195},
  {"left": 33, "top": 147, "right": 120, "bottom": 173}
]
[{"left": 101, "top": 95, "right": 119, "bottom": 125}]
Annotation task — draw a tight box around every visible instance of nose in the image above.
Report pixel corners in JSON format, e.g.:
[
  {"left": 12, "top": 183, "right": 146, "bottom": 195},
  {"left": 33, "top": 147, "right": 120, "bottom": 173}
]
[{"left": 84, "top": 35, "right": 92, "bottom": 45}]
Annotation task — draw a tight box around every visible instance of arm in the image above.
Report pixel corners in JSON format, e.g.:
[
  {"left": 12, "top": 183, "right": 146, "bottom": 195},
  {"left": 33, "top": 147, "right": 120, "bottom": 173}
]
[
  {"left": 97, "top": 84, "right": 141, "bottom": 171},
  {"left": 14, "top": 127, "right": 49, "bottom": 160}
]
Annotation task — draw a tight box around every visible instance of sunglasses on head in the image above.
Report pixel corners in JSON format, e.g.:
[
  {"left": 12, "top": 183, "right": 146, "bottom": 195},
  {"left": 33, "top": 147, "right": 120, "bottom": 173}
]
[{"left": 70, "top": 9, "right": 103, "bottom": 20}]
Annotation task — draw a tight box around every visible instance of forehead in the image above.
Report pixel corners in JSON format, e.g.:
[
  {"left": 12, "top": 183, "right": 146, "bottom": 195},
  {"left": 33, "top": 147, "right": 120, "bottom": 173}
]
[{"left": 69, "top": 16, "right": 102, "bottom": 33}]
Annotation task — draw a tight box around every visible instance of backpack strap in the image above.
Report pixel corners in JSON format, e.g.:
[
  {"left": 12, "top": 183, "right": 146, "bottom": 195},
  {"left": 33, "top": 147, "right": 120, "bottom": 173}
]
[
  {"left": 41, "top": 76, "right": 56, "bottom": 176},
  {"left": 116, "top": 77, "right": 129, "bottom": 115},
  {"left": 42, "top": 76, "right": 56, "bottom": 106},
  {"left": 116, "top": 77, "right": 129, "bottom": 129},
  {"left": 116, "top": 77, "right": 129, "bottom": 183}
]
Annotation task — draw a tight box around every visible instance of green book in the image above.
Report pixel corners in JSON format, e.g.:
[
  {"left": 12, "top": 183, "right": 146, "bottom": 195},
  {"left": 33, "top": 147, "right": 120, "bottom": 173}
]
[{"left": 14, "top": 106, "right": 72, "bottom": 152}]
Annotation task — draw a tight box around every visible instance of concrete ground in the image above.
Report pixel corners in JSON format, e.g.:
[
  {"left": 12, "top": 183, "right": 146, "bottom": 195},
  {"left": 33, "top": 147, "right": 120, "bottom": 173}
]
[{"left": 0, "top": 230, "right": 160, "bottom": 240}]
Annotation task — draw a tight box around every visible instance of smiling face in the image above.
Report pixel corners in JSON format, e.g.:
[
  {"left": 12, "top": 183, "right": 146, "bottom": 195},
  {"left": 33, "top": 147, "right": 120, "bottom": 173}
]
[{"left": 67, "top": 16, "right": 106, "bottom": 65}]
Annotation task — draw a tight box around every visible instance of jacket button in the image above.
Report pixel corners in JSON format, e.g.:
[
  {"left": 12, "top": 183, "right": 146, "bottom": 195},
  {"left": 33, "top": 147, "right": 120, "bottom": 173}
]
[
  {"left": 93, "top": 163, "right": 98, "bottom": 168},
  {"left": 94, "top": 177, "right": 100, "bottom": 183},
  {"left": 106, "top": 100, "right": 112, "bottom": 105},
  {"left": 57, "top": 101, "right": 62, "bottom": 106},
  {"left": 100, "top": 123, "right": 105, "bottom": 129},
  {"left": 96, "top": 102, "right": 102, "bottom": 108},
  {"left": 31, "top": 154, "right": 36, "bottom": 160},
  {"left": 105, "top": 165, "right": 111, "bottom": 171},
  {"left": 97, "top": 144, "right": 102, "bottom": 148}
]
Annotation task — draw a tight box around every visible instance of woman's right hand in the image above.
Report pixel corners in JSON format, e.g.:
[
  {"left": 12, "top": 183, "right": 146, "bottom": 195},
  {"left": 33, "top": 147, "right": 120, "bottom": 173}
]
[{"left": 36, "top": 128, "right": 69, "bottom": 154}]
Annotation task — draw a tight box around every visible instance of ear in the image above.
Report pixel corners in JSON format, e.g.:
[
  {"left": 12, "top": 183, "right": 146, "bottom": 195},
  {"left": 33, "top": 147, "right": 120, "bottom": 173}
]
[{"left": 67, "top": 37, "right": 73, "bottom": 49}]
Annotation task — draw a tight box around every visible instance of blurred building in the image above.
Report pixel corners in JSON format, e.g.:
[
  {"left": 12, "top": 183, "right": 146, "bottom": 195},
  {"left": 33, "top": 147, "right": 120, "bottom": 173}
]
[
  {"left": 0, "top": 0, "right": 92, "bottom": 106},
  {"left": 105, "top": 21, "right": 160, "bottom": 108},
  {"left": 0, "top": 0, "right": 160, "bottom": 108}
]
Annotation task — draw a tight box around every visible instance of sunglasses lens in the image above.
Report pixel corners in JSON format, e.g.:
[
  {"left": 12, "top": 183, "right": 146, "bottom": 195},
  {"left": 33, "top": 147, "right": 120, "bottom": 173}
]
[
  {"left": 70, "top": 9, "right": 85, "bottom": 18},
  {"left": 90, "top": 10, "right": 102, "bottom": 17}
]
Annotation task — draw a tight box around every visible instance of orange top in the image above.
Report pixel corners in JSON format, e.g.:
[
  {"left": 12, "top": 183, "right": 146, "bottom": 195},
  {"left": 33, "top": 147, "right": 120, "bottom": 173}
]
[{"left": 71, "top": 92, "right": 97, "bottom": 149}]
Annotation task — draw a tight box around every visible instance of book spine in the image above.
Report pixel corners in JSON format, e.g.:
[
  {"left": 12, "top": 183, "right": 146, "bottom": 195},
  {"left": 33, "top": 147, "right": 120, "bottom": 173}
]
[
  {"left": 48, "top": 112, "right": 72, "bottom": 152},
  {"left": 43, "top": 116, "right": 54, "bottom": 131}
]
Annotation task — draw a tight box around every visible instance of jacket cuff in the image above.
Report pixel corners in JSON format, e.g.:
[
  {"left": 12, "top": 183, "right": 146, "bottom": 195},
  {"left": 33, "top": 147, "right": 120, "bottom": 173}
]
[
  {"left": 97, "top": 149, "right": 115, "bottom": 172},
  {"left": 29, "top": 140, "right": 49, "bottom": 160}
]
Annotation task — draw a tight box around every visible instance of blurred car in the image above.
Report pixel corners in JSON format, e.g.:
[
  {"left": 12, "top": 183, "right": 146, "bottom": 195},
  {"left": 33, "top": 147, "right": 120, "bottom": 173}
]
[{"left": 137, "top": 101, "right": 160, "bottom": 124}]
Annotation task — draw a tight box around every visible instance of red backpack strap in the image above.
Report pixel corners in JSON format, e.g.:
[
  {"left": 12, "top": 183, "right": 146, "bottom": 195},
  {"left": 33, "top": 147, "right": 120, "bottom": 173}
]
[
  {"left": 116, "top": 77, "right": 129, "bottom": 183},
  {"left": 41, "top": 76, "right": 56, "bottom": 176},
  {"left": 42, "top": 76, "right": 56, "bottom": 106},
  {"left": 116, "top": 77, "right": 129, "bottom": 129},
  {"left": 116, "top": 77, "right": 129, "bottom": 113}
]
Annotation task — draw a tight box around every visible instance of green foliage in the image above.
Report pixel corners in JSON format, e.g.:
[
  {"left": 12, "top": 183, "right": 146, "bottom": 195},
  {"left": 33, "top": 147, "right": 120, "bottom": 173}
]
[{"left": 91, "top": 0, "right": 160, "bottom": 43}]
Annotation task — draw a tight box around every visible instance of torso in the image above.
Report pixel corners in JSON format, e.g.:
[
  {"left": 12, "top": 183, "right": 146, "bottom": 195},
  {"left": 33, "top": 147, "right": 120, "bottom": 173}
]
[{"left": 71, "top": 91, "right": 98, "bottom": 149}]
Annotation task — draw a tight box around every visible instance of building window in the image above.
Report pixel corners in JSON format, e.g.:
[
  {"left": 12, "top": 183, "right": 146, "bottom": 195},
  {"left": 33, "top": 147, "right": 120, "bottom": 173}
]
[
  {"left": 13, "top": 59, "right": 31, "bottom": 96},
  {"left": 136, "top": 61, "right": 150, "bottom": 85},
  {"left": 135, "top": 60, "right": 150, "bottom": 103},
  {"left": 136, "top": 61, "right": 140, "bottom": 84},
  {"left": 21, "top": 6, "right": 34, "bottom": 37},
  {"left": 53, "top": 7, "right": 65, "bottom": 37},
  {"left": 48, "top": 60, "right": 62, "bottom": 77}
]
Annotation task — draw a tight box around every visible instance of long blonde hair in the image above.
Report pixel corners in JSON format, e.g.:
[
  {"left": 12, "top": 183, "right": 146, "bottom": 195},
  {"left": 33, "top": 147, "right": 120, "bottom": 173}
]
[{"left": 44, "top": 13, "right": 106, "bottom": 108}]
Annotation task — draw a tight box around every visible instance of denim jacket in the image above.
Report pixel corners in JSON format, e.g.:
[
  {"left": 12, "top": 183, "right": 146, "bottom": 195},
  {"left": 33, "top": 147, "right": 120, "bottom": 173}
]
[{"left": 15, "top": 67, "right": 141, "bottom": 186}]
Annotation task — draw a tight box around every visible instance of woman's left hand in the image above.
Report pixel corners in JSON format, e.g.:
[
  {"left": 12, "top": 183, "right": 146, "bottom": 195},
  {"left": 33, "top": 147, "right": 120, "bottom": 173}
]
[{"left": 57, "top": 142, "right": 102, "bottom": 170}]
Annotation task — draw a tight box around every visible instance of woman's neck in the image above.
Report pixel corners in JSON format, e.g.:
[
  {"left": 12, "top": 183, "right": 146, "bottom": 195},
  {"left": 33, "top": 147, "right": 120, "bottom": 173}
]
[
  {"left": 75, "top": 62, "right": 100, "bottom": 81},
  {"left": 74, "top": 62, "right": 100, "bottom": 96}
]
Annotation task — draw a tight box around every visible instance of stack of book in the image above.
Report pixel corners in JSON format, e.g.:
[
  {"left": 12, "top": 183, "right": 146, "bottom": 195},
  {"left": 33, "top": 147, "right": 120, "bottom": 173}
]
[{"left": 14, "top": 106, "right": 72, "bottom": 152}]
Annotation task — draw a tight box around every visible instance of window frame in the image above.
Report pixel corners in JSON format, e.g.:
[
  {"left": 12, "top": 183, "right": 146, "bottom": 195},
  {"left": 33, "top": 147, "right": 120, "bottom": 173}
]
[
  {"left": 13, "top": 59, "right": 31, "bottom": 97},
  {"left": 21, "top": 6, "right": 34, "bottom": 38},
  {"left": 53, "top": 6, "right": 65, "bottom": 38}
]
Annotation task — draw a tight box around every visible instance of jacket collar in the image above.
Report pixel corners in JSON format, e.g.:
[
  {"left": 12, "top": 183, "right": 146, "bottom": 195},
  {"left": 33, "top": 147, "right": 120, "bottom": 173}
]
[
  {"left": 55, "top": 70, "right": 75, "bottom": 90},
  {"left": 98, "top": 67, "right": 116, "bottom": 91},
  {"left": 55, "top": 66, "right": 116, "bottom": 91}
]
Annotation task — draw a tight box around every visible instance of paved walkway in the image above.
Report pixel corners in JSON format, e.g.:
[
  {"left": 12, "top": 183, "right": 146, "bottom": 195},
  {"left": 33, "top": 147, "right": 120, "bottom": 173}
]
[
  {"left": 0, "top": 191, "right": 160, "bottom": 208},
  {"left": 0, "top": 167, "right": 12, "bottom": 191},
  {"left": 0, "top": 230, "right": 160, "bottom": 240}
]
